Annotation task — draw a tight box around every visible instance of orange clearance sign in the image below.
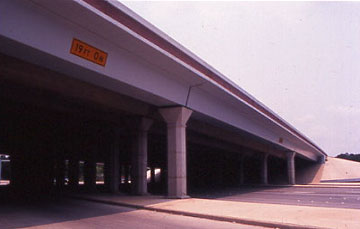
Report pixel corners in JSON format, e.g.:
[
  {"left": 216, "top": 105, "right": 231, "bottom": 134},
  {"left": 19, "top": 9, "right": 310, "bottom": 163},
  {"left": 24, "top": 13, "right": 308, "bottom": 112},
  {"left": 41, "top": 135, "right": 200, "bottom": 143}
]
[{"left": 70, "top": 38, "right": 108, "bottom": 66}]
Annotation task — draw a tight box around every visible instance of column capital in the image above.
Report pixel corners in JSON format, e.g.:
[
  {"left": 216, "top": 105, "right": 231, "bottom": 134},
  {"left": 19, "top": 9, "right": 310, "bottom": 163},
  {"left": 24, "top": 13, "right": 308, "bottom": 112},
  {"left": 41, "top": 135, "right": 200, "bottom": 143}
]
[{"left": 159, "top": 106, "right": 192, "bottom": 126}]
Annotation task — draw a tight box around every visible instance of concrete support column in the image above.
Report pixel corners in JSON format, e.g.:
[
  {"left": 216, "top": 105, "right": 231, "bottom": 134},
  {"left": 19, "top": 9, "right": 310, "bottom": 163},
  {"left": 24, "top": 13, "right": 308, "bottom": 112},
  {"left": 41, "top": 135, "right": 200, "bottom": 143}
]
[
  {"left": 55, "top": 157, "right": 65, "bottom": 189},
  {"left": 106, "top": 128, "right": 120, "bottom": 193},
  {"left": 124, "top": 165, "right": 130, "bottom": 184},
  {"left": 68, "top": 158, "right": 79, "bottom": 189},
  {"left": 261, "top": 153, "right": 269, "bottom": 185},
  {"left": 150, "top": 167, "right": 156, "bottom": 184},
  {"left": 118, "top": 164, "right": 123, "bottom": 184},
  {"left": 239, "top": 154, "right": 245, "bottom": 185},
  {"left": 0, "top": 159, "right": 2, "bottom": 181},
  {"left": 84, "top": 151, "right": 97, "bottom": 191},
  {"left": 287, "top": 151, "right": 296, "bottom": 185},
  {"left": 159, "top": 107, "right": 192, "bottom": 198},
  {"left": 9, "top": 154, "right": 20, "bottom": 189},
  {"left": 130, "top": 117, "right": 153, "bottom": 195}
]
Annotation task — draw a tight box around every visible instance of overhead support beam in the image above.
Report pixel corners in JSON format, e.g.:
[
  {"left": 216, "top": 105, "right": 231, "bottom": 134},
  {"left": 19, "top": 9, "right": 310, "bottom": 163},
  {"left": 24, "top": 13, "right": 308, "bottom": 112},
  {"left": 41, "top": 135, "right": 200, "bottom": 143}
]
[
  {"left": 129, "top": 117, "right": 153, "bottom": 195},
  {"left": 187, "top": 131, "right": 243, "bottom": 154},
  {"left": 261, "top": 153, "right": 269, "bottom": 185},
  {"left": 287, "top": 151, "right": 296, "bottom": 185},
  {"left": 159, "top": 106, "right": 192, "bottom": 199},
  {"left": 0, "top": 54, "right": 152, "bottom": 116},
  {"left": 187, "top": 121, "right": 286, "bottom": 159}
]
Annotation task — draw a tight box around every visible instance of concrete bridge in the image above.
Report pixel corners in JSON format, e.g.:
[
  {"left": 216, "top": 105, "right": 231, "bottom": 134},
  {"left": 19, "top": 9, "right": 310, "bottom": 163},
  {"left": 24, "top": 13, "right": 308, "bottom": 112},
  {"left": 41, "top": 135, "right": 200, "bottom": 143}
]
[{"left": 0, "top": 0, "right": 326, "bottom": 198}]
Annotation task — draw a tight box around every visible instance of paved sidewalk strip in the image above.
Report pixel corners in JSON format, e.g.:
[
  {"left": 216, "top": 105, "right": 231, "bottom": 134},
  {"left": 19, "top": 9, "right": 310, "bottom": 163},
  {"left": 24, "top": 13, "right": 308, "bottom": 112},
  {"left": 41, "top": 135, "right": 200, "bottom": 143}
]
[{"left": 70, "top": 194, "right": 360, "bottom": 229}]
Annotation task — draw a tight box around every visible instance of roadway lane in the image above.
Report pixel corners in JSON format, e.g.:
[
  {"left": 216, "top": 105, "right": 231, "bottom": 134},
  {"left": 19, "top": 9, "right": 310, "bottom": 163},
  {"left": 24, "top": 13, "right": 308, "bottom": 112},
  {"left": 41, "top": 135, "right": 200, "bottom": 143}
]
[
  {"left": 0, "top": 198, "right": 261, "bottom": 229},
  {"left": 192, "top": 186, "right": 360, "bottom": 209}
]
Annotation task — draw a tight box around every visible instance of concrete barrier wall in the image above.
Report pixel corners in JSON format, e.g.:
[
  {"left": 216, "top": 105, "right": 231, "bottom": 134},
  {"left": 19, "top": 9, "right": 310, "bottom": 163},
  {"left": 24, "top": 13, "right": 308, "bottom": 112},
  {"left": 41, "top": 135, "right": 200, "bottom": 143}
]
[{"left": 321, "top": 157, "right": 360, "bottom": 181}]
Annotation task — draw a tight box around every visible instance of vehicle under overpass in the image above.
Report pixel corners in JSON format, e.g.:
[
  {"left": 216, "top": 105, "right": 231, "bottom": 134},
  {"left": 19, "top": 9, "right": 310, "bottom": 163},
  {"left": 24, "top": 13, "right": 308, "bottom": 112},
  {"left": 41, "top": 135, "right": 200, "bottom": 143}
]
[{"left": 0, "top": 0, "right": 327, "bottom": 199}]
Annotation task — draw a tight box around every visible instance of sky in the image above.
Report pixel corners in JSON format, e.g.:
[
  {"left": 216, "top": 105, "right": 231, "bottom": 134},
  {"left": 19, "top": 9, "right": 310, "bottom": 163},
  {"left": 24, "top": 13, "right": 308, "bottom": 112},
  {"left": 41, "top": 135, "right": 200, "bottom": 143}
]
[{"left": 122, "top": 1, "right": 360, "bottom": 157}]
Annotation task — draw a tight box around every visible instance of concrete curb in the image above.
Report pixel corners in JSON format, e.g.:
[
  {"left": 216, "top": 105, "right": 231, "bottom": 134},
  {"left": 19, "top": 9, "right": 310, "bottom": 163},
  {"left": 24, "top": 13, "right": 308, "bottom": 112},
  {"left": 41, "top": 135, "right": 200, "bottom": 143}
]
[
  {"left": 255, "top": 184, "right": 360, "bottom": 189},
  {"left": 69, "top": 195, "right": 327, "bottom": 229}
]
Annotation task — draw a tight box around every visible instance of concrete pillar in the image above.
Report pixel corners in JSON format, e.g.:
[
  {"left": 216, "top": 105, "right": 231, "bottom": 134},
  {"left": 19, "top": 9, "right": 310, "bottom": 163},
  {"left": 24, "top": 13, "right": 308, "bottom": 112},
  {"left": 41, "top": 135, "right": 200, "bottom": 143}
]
[
  {"left": 261, "top": 153, "right": 269, "bottom": 185},
  {"left": 287, "top": 151, "right": 296, "bottom": 185},
  {"left": 159, "top": 106, "right": 192, "bottom": 198},
  {"left": 130, "top": 117, "right": 153, "bottom": 195},
  {"left": 124, "top": 165, "right": 130, "bottom": 184},
  {"left": 9, "top": 154, "right": 20, "bottom": 189},
  {"left": 239, "top": 154, "right": 245, "bottom": 185},
  {"left": 68, "top": 158, "right": 79, "bottom": 189},
  {"left": 55, "top": 157, "right": 65, "bottom": 189},
  {"left": 215, "top": 155, "right": 223, "bottom": 186},
  {"left": 150, "top": 167, "right": 156, "bottom": 184},
  {"left": 0, "top": 158, "right": 2, "bottom": 181},
  {"left": 107, "top": 128, "right": 120, "bottom": 193},
  {"left": 84, "top": 154, "right": 97, "bottom": 191},
  {"left": 119, "top": 164, "right": 123, "bottom": 183}
]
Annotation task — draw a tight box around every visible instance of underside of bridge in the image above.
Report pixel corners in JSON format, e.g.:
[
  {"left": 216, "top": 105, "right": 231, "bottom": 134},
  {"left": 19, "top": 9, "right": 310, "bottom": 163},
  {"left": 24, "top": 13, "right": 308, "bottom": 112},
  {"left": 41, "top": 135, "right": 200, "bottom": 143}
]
[{"left": 0, "top": 54, "right": 320, "bottom": 199}]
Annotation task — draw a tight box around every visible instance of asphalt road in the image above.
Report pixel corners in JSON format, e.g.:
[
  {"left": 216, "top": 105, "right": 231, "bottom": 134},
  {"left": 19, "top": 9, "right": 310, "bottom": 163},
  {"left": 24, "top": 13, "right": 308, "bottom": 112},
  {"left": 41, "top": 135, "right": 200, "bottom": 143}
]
[
  {"left": 192, "top": 186, "right": 360, "bottom": 209},
  {"left": 0, "top": 198, "right": 261, "bottom": 229}
]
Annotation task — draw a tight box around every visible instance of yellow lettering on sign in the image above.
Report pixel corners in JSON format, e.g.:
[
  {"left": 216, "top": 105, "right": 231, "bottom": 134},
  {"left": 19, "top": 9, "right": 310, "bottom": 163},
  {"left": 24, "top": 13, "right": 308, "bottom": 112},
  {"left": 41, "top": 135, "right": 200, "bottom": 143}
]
[{"left": 70, "top": 38, "right": 107, "bottom": 66}]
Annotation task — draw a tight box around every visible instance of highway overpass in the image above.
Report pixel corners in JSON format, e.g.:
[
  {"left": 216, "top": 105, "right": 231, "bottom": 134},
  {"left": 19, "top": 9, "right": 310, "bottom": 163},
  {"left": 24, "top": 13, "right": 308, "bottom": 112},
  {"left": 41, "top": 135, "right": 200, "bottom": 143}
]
[{"left": 0, "top": 0, "right": 326, "bottom": 198}]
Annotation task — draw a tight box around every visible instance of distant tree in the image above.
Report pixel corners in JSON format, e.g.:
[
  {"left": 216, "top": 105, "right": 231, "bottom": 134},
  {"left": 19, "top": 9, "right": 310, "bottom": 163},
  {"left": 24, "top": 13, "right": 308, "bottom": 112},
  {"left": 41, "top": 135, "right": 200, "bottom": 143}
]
[{"left": 336, "top": 153, "right": 360, "bottom": 162}]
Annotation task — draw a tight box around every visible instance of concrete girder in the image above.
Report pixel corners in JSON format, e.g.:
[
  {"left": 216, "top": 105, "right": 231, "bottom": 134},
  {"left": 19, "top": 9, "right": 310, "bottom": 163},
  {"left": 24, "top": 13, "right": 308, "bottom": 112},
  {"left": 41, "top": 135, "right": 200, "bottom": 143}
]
[
  {"left": 188, "top": 120, "right": 286, "bottom": 159},
  {"left": 0, "top": 54, "right": 152, "bottom": 117},
  {"left": 187, "top": 131, "right": 244, "bottom": 155}
]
